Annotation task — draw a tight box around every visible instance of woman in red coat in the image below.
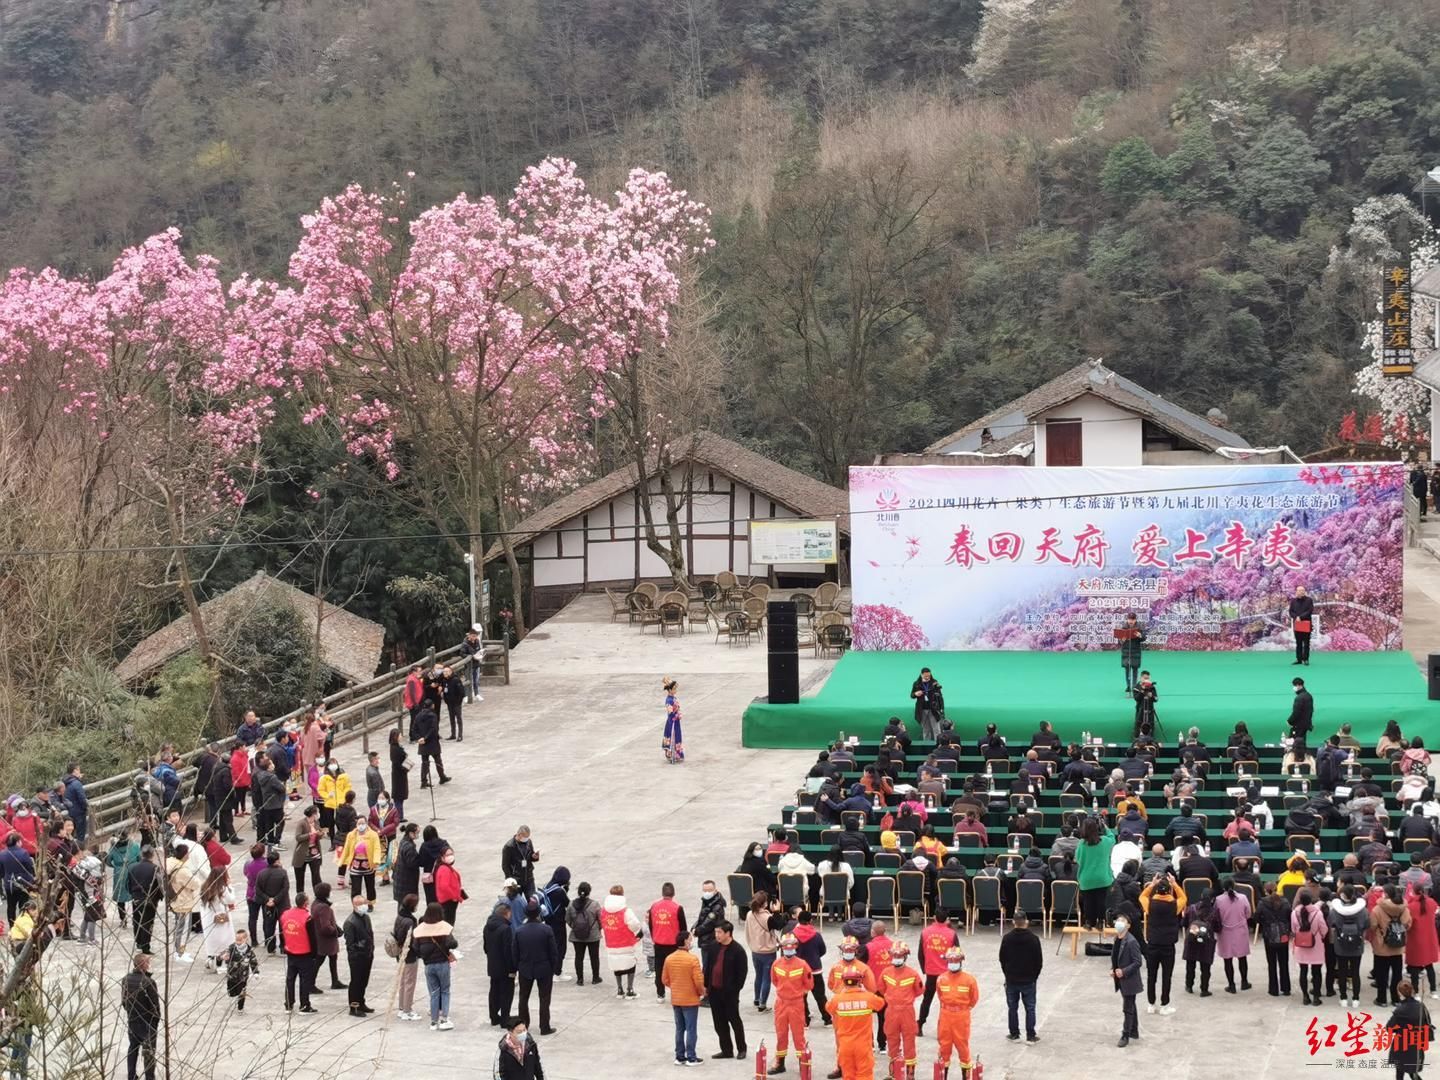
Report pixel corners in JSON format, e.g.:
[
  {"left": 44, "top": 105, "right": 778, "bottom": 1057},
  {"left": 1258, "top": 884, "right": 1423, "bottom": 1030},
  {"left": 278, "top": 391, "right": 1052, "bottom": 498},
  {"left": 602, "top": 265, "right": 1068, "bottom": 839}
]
[
  {"left": 1404, "top": 884, "right": 1440, "bottom": 996},
  {"left": 434, "top": 846, "right": 467, "bottom": 929},
  {"left": 229, "top": 747, "right": 252, "bottom": 816}
]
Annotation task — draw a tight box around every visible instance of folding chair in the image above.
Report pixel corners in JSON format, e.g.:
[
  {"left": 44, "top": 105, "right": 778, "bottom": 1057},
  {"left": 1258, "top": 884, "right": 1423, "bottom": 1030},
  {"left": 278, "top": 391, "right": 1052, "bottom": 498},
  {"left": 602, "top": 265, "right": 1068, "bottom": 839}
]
[
  {"left": 1286, "top": 834, "right": 1317, "bottom": 853},
  {"left": 778, "top": 873, "right": 809, "bottom": 912},
  {"left": 1182, "top": 878, "right": 1212, "bottom": 903},
  {"left": 867, "top": 875, "right": 899, "bottom": 933},
  {"left": 1405, "top": 838, "right": 1431, "bottom": 857},
  {"left": 969, "top": 875, "right": 1004, "bottom": 934},
  {"left": 841, "top": 850, "right": 865, "bottom": 870},
  {"left": 1015, "top": 879, "right": 1048, "bottom": 935},
  {"left": 1049, "top": 880, "right": 1079, "bottom": 934},
  {"left": 896, "top": 870, "right": 928, "bottom": 924},
  {"left": 936, "top": 878, "right": 968, "bottom": 928},
  {"left": 953, "top": 832, "right": 983, "bottom": 850},
  {"left": 726, "top": 873, "right": 754, "bottom": 916},
  {"left": 873, "top": 852, "right": 902, "bottom": 870},
  {"left": 841, "top": 811, "right": 867, "bottom": 832},
  {"left": 820, "top": 873, "right": 851, "bottom": 926}
]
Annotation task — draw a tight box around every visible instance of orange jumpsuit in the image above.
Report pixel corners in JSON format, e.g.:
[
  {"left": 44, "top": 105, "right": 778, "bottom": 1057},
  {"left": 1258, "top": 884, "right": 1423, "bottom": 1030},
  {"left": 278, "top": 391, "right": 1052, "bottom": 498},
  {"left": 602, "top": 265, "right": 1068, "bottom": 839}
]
[
  {"left": 825, "top": 986, "right": 887, "bottom": 1080},
  {"left": 935, "top": 970, "right": 980, "bottom": 1073},
  {"left": 772, "top": 956, "right": 815, "bottom": 1062},
  {"left": 880, "top": 964, "right": 922, "bottom": 1073},
  {"left": 828, "top": 958, "right": 879, "bottom": 994}
]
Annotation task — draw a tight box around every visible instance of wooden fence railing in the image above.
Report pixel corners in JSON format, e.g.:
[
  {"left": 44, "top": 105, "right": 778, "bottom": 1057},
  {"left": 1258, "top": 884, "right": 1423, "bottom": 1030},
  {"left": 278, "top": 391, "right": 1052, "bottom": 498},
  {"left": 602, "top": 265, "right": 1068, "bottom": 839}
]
[{"left": 83, "top": 637, "right": 509, "bottom": 838}]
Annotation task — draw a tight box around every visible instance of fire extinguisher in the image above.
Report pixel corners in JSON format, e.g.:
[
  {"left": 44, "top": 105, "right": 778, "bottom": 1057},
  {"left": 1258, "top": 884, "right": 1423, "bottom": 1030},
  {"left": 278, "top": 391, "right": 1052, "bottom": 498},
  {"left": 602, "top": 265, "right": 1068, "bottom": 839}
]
[
  {"left": 755, "top": 1042, "right": 767, "bottom": 1080},
  {"left": 890, "top": 1056, "right": 906, "bottom": 1080},
  {"left": 797, "top": 1044, "right": 813, "bottom": 1080},
  {"left": 933, "top": 1063, "right": 947, "bottom": 1080},
  {"left": 973, "top": 1057, "right": 984, "bottom": 1080}
]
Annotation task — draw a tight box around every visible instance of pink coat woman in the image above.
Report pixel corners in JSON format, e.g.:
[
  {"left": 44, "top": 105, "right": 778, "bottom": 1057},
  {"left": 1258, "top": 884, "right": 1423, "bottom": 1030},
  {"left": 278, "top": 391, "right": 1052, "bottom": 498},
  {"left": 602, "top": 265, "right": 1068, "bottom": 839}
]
[
  {"left": 1404, "top": 889, "right": 1440, "bottom": 969},
  {"left": 1290, "top": 898, "right": 1330, "bottom": 966},
  {"left": 299, "top": 717, "right": 327, "bottom": 775},
  {"left": 1214, "top": 887, "right": 1252, "bottom": 959}
]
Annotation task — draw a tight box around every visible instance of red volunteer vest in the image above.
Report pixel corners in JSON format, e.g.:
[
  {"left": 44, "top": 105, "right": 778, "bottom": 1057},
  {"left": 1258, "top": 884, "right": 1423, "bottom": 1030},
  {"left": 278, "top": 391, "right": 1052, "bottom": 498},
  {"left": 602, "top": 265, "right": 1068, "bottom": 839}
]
[
  {"left": 280, "top": 908, "right": 312, "bottom": 955},
  {"left": 649, "top": 899, "right": 680, "bottom": 946},
  {"left": 602, "top": 906, "right": 638, "bottom": 949}
]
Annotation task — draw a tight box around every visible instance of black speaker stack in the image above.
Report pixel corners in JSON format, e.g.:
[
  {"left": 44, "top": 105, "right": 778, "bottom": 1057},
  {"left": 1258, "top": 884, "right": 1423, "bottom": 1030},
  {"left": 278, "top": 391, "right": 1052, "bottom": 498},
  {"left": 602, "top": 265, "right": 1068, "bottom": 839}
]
[{"left": 767, "top": 600, "right": 800, "bottom": 704}]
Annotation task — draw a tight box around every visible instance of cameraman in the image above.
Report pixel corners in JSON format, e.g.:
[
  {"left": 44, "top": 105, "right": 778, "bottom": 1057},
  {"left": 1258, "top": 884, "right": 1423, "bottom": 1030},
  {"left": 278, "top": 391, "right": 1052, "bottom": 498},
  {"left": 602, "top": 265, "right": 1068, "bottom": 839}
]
[{"left": 1139, "top": 871, "right": 1186, "bottom": 1015}]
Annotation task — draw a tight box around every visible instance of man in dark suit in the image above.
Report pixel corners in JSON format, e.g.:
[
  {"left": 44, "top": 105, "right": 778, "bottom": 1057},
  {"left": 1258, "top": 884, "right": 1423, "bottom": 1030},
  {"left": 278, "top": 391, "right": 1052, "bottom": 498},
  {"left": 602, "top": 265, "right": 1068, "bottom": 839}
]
[
  {"left": 702, "top": 921, "right": 748, "bottom": 1059},
  {"left": 121, "top": 952, "right": 161, "bottom": 1080},
  {"left": 1288, "top": 678, "right": 1314, "bottom": 742},
  {"left": 1111, "top": 915, "right": 1144, "bottom": 1047},
  {"left": 1288, "top": 586, "right": 1314, "bottom": 665},
  {"left": 125, "top": 848, "right": 162, "bottom": 955},
  {"left": 513, "top": 900, "right": 559, "bottom": 1035}
]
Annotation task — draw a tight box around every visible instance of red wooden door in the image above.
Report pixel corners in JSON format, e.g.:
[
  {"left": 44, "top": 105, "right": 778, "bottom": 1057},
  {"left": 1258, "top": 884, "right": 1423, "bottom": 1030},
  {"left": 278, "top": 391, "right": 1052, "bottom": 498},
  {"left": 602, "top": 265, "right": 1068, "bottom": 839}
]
[{"left": 1046, "top": 420, "right": 1082, "bottom": 466}]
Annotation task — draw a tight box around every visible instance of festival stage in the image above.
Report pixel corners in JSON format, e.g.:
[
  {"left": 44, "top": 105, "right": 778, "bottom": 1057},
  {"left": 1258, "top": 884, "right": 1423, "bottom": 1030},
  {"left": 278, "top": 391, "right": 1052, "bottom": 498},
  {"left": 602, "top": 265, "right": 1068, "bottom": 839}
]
[{"left": 741, "top": 650, "right": 1437, "bottom": 749}]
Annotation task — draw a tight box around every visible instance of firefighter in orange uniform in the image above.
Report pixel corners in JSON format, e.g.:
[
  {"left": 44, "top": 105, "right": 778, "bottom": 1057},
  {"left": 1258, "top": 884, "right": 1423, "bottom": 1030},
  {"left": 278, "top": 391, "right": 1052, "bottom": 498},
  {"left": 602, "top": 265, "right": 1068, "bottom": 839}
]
[
  {"left": 824, "top": 974, "right": 887, "bottom": 1080},
  {"left": 828, "top": 936, "right": 879, "bottom": 993},
  {"left": 880, "top": 941, "right": 921, "bottom": 1080},
  {"left": 826, "top": 936, "right": 878, "bottom": 1079},
  {"left": 768, "top": 933, "right": 814, "bottom": 1075},
  {"left": 935, "top": 946, "right": 980, "bottom": 1079}
]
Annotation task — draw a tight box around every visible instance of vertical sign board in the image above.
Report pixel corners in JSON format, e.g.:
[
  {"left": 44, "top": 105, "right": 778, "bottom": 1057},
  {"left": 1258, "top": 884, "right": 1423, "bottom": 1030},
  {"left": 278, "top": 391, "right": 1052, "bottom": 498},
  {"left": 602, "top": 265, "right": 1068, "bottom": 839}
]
[{"left": 1382, "top": 260, "right": 1414, "bottom": 376}]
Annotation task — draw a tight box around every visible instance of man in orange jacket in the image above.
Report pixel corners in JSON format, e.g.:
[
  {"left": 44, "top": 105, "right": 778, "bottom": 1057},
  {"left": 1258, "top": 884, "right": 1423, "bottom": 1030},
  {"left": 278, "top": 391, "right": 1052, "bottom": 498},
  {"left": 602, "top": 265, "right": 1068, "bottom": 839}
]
[
  {"left": 825, "top": 974, "right": 886, "bottom": 1080},
  {"left": 880, "top": 941, "right": 921, "bottom": 1079},
  {"left": 826, "top": 936, "right": 877, "bottom": 1078},
  {"left": 769, "top": 933, "right": 814, "bottom": 1075},
  {"left": 935, "top": 947, "right": 980, "bottom": 1080}
]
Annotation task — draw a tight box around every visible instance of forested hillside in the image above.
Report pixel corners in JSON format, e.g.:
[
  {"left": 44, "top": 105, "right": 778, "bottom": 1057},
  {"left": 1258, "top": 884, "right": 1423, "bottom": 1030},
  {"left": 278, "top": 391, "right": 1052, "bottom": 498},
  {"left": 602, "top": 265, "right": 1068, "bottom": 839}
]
[{"left": 3, "top": 0, "right": 1438, "bottom": 474}]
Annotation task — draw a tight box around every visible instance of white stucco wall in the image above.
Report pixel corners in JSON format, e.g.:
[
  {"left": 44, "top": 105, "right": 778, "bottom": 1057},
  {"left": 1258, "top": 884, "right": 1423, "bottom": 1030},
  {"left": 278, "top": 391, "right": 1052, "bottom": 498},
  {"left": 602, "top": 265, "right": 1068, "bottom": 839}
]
[
  {"left": 1033, "top": 393, "right": 1144, "bottom": 466},
  {"left": 528, "top": 468, "right": 831, "bottom": 588}
]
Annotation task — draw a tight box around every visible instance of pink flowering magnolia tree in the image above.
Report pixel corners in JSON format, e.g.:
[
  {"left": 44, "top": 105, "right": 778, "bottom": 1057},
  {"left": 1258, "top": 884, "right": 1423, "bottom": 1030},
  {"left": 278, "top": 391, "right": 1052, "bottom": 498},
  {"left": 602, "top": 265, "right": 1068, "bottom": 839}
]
[
  {"left": 0, "top": 229, "right": 281, "bottom": 667},
  {"left": 250, "top": 159, "right": 711, "bottom": 636}
]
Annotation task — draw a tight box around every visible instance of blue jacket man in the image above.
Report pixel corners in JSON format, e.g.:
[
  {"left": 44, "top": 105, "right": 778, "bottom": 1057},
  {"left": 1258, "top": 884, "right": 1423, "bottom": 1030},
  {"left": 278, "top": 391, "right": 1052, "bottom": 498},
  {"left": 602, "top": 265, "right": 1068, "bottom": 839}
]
[{"left": 62, "top": 767, "right": 89, "bottom": 842}]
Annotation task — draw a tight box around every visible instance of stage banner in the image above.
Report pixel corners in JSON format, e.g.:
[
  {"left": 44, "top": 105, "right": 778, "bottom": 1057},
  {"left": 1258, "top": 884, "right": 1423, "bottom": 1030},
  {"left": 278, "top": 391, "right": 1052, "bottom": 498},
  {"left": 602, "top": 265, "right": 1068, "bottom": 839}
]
[{"left": 848, "top": 463, "right": 1404, "bottom": 652}]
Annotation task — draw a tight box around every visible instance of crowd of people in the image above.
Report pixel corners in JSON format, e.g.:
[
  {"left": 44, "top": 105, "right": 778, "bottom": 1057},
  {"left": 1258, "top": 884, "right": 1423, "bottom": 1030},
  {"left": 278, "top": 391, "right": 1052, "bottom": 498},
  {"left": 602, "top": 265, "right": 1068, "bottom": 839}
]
[{"left": 2, "top": 653, "right": 1437, "bottom": 1079}]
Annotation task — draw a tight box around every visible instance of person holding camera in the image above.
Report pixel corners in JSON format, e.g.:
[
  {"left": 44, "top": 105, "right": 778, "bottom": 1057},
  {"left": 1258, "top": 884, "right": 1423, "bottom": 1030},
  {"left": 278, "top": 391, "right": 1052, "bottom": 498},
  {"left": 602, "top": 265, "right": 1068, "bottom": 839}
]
[{"left": 1139, "top": 872, "right": 1186, "bottom": 1015}]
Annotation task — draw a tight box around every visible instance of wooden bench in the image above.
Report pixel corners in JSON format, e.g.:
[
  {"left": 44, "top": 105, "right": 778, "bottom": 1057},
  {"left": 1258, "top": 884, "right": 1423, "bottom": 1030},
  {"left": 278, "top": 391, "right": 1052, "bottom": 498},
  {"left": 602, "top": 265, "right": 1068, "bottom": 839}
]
[{"left": 1060, "top": 925, "right": 1117, "bottom": 958}]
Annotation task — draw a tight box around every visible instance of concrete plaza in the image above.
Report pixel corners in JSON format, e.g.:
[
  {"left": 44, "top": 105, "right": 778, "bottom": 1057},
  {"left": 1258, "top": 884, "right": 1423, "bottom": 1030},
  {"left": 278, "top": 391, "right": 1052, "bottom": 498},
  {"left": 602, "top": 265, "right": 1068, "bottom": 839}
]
[{"left": 37, "top": 549, "right": 1440, "bottom": 1078}]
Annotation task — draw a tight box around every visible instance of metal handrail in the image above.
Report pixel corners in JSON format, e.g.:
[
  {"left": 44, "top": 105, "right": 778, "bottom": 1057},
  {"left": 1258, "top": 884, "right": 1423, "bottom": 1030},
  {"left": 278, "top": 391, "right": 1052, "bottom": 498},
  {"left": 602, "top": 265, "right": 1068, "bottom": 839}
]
[{"left": 81, "top": 634, "right": 510, "bottom": 835}]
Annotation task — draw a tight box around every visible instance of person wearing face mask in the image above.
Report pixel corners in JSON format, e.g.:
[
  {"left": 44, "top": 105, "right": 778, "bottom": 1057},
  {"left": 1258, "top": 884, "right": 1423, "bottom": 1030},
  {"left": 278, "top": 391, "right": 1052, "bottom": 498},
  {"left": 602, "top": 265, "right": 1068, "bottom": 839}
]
[
  {"left": 766, "top": 932, "right": 813, "bottom": 1074},
  {"left": 337, "top": 816, "right": 383, "bottom": 903},
  {"left": 822, "top": 935, "right": 878, "bottom": 1080},
  {"left": 934, "top": 947, "right": 979, "bottom": 1079},
  {"left": 1111, "top": 915, "right": 1144, "bottom": 1047},
  {"left": 494, "top": 1016, "right": 544, "bottom": 1080},
  {"left": 663, "top": 930, "right": 706, "bottom": 1066},
  {"left": 434, "top": 847, "right": 467, "bottom": 929},
  {"left": 343, "top": 893, "right": 376, "bottom": 1017},
  {"left": 693, "top": 880, "right": 728, "bottom": 986},
  {"left": 316, "top": 759, "right": 352, "bottom": 843},
  {"left": 367, "top": 792, "right": 399, "bottom": 888},
  {"left": 880, "top": 940, "right": 921, "bottom": 1079},
  {"left": 825, "top": 972, "right": 886, "bottom": 1080}
]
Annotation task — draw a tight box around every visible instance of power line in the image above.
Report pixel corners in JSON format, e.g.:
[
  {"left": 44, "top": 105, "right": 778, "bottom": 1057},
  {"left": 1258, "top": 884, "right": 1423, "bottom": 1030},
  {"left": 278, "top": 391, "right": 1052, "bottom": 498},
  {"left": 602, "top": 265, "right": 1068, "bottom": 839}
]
[{"left": 1, "top": 469, "right": 1395, "bottom": 559}]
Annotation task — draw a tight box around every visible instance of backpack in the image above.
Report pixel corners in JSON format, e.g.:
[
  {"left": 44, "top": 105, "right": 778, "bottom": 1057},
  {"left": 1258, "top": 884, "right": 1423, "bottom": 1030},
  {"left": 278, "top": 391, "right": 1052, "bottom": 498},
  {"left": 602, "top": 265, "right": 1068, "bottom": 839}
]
[
  {"left": 1336, "top": 911, "right": 1364, "bottom": 949},
  {"left": 538, "top": 885, "right": 563, "bottom": 921},
  {"left": 1384, "top": 916, "right": 1408, "bottom": 950},
  {"left": 1294, "top": 906, "right": 1315, "bottom": 950},
  {"left": 570, "top": 900, "right": 600, "bottom": 941}
]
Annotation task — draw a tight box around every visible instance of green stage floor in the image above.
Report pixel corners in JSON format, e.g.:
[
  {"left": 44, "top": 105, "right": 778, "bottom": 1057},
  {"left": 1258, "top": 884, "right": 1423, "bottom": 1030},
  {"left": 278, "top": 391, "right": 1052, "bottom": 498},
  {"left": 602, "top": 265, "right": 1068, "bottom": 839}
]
[{"left": 742, "top": 651, "right": 1437, "bottom": 749}]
